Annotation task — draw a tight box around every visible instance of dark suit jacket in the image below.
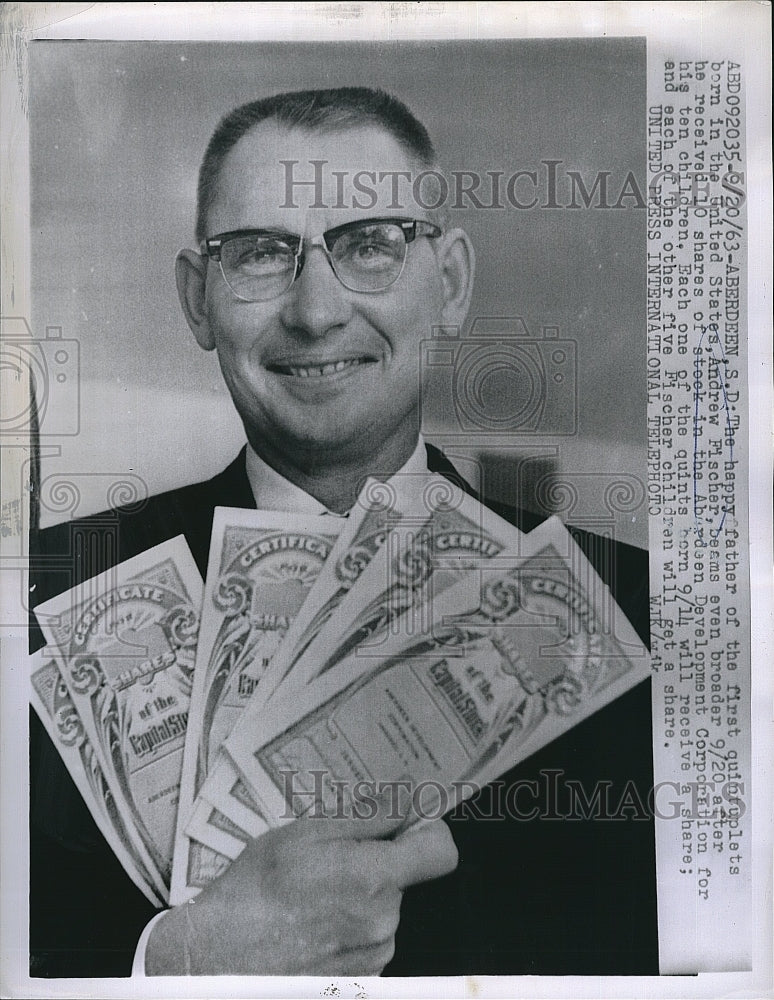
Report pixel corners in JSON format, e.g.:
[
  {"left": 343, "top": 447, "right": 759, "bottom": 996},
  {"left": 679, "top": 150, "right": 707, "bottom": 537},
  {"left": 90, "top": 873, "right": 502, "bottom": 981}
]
[{"left": 29, "top": 445, "right": 658, "bottom": 977}]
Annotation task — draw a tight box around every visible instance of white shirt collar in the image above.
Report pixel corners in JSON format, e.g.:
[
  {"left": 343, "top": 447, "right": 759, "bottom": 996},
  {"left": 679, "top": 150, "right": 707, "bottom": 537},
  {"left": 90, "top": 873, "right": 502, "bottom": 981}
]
[{"left": 244, "top": 435, "right": 429, "bottom": 515}]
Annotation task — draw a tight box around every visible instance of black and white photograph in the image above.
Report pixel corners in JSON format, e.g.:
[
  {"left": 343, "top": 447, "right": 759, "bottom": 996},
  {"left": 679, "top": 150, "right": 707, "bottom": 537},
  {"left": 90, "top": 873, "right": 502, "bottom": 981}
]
[{"left": 0, "top": 4, "right": 771, "bottom": 998}]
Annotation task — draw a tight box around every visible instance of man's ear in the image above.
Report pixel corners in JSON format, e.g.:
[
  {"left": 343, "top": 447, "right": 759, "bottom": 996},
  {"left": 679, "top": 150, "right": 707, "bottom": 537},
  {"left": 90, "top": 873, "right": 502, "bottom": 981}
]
[
  {"left": 436, "top": 227, "right": 475, "bottom": 328},
  {"left": 175, "top": 249, "right": 215, "bottom": 351}
]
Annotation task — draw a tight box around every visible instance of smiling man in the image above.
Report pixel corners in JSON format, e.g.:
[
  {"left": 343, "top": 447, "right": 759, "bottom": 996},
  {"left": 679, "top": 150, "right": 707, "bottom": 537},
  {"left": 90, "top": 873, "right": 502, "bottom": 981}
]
[
  {"left": 29, "top": 88, "right": 657, "bottom": 978},
  {"left": 175, "top": 100, "right": 473, "bottom": 512}
]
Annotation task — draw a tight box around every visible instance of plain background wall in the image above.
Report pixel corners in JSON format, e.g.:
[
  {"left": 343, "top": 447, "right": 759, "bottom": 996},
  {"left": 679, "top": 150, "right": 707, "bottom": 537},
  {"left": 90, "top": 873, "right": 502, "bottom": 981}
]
[{"left": 30, "top": 38, "right": 647, "bottom": 545}]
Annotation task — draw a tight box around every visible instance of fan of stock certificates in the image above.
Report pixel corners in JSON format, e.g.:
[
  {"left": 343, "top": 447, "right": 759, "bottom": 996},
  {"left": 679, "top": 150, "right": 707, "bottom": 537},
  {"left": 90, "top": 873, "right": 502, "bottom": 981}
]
[{"left": 31, "top": 472, "right": 650, "bottom": 907}]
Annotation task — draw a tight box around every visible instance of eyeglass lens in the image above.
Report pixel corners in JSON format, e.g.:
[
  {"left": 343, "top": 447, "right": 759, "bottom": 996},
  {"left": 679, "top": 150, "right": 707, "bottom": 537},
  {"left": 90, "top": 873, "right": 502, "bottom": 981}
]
[{"left": 219, "top": 221, "right": 409, "bottom": 301}]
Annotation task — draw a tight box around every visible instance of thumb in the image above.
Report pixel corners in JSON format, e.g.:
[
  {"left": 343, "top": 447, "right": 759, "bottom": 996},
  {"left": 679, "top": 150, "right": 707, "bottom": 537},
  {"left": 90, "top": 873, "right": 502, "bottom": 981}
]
[{"left": 318, "top": 781, "right": 414, "bottom": 842}]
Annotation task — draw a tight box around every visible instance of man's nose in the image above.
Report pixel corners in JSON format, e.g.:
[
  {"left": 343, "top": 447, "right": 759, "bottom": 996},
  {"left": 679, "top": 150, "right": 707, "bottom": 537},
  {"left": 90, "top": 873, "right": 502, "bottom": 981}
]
[{"left": 278, "top": 243, "right": 354, "bottom": 338}]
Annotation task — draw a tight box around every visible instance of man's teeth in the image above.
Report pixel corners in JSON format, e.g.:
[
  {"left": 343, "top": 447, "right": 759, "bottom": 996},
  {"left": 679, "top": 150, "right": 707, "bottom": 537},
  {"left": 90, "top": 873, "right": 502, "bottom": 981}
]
[{"left": 283, "top": 359, "right": 366, "bottom": 378}]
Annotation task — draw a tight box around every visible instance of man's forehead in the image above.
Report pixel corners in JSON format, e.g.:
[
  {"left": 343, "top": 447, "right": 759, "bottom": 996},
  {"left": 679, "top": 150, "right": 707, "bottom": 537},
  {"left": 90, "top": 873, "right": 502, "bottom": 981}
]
[{"left": 208, "top": 119, "right": 431, "bottom": 231}]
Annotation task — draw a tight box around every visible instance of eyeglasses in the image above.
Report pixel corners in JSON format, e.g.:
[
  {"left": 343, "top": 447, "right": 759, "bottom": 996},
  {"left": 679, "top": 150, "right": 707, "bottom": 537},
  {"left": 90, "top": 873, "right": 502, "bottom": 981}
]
[{"left": 200, "top": 217, "right": 442, "bottom": 302}]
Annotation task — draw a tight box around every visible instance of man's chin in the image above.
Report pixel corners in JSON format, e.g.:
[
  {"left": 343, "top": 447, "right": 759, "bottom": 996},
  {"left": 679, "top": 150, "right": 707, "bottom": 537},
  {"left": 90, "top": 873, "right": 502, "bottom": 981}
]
[
  {"left": 254, "top": 423, "right": 369, "bottom": 465},
  {"left": 241, "top": 399, "right": 419, "bottom": 473}
]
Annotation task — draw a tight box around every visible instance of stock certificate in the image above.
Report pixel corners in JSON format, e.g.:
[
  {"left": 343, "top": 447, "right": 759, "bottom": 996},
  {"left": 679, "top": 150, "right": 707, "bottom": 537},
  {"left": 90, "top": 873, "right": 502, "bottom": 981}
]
[
  {"left": 201, "top": 480, "right": 524, "bottom": 842},
  {"left": 288, "top": 482, "right": 526, "bottom": 683},
  {"left": 29, "top": 647, "right": 165, "bottom": 907},
  {"left": 171, "top": 509, "right": 342, "bottom": 902},
  {"left": 169, "top": 835, "right": 232, "bottom": 905},
  {"left": 228, "top": 518, "right": 651, "bottom": 830},
  {"left": 185, "top": 796, "right": 265, "bottom": 861},
  {"left": 251, "top": 473, "right": 453, "bottom": 705},
  {"left": 192, "top": 472, "right": 479, "bottom": 837},
  {"left": 33, "top": 536, "right": 203, "bottom": 895}
]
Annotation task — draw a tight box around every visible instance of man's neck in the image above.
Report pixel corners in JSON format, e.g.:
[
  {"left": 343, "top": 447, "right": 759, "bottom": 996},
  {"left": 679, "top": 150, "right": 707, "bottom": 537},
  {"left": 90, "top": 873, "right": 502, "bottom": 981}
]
[{"left": 245, "top": 433, "right": 423, "bottom": 514}]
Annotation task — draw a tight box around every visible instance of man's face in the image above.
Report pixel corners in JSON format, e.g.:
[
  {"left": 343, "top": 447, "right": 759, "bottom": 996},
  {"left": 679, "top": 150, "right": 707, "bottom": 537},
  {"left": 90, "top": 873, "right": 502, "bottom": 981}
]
[{"left": 184, "top": 121, "right": 470, "bottom": 469}]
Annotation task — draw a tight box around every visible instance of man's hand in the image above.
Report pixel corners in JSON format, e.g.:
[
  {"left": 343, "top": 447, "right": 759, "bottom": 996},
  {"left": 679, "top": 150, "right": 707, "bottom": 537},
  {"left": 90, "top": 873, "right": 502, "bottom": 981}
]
[{"left": 146, "top": 808, "right": 458, "bottom": 975}]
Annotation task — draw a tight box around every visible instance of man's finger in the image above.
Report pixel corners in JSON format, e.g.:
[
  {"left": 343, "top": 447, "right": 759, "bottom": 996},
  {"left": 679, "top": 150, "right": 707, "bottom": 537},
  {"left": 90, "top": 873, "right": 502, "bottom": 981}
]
[
  {"left": 305, "top": 785, "right": 412, "bottom": 842},
  {"left": 388, "top": 819, "right": 459, "bottom": 889}
]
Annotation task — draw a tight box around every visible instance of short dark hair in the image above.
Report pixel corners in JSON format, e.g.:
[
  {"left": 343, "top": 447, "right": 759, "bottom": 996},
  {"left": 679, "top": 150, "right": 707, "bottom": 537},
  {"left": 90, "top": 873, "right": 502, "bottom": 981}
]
[{"left": 195, "top": 87, "right": 437, "bottom": 242}]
